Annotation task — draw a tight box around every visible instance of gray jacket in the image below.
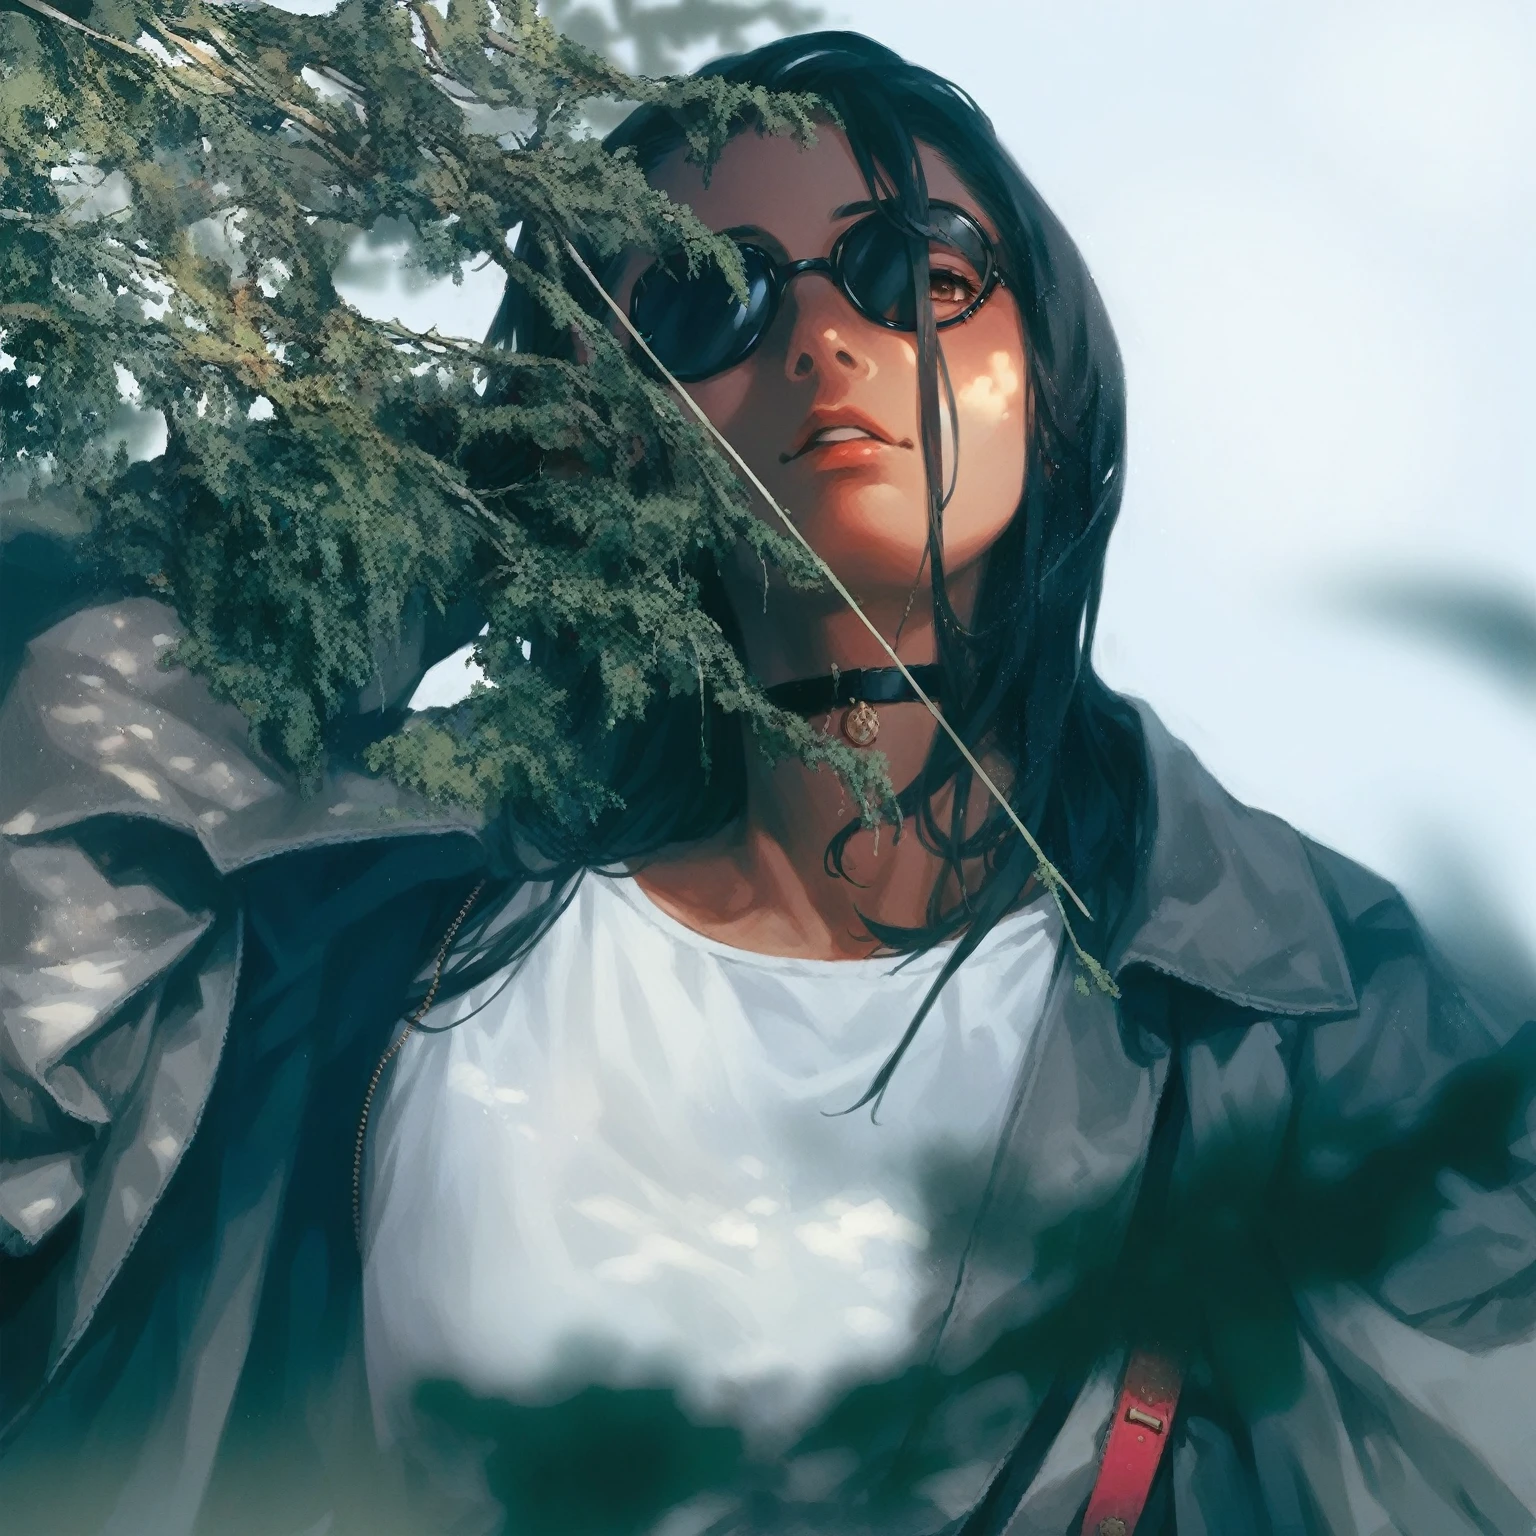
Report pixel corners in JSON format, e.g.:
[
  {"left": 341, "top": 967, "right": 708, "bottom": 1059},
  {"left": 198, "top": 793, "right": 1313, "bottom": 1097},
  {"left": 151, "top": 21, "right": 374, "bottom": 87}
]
[{"left": 1, "top": 599, "right": 1533, "bottom": 1536}]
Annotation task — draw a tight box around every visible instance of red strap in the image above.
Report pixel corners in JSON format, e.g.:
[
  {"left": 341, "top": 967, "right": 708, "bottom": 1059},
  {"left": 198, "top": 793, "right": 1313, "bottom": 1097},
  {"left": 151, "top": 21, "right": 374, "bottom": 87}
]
[{"left": 1079, "top": 1346, "right": 1184, "bottom": 1536}]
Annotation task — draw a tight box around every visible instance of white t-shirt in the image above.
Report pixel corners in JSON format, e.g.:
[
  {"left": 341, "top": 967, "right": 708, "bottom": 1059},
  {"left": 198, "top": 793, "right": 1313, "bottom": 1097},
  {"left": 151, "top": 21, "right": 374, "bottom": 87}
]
[{"left": 363, "top": 872, "right": 1061, "bottom": 1534}]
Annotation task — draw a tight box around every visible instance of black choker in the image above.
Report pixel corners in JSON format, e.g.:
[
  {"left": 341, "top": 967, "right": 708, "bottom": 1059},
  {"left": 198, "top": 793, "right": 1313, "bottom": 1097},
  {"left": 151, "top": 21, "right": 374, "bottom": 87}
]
[{"left": 763, "top": 665, "right": 942, "bottom": 747}]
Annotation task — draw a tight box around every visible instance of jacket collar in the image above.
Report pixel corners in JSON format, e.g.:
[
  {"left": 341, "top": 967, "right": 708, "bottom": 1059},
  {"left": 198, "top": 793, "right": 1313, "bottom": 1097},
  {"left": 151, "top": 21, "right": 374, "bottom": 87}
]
[{"left": 1107, "top": 700, "right": 1357, "bottom": 1016}]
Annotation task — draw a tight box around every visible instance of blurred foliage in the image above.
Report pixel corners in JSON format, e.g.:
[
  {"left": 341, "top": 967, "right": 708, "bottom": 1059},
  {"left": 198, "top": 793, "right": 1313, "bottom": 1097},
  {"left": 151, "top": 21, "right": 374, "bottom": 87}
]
[
  {"left": 1410, "top": 839, "right": 1536, "bottom": 1029},
  {"left": 544, "top": 0, "right": 823, "bottom": 77},
  {"left": 1344, "top": 574, "right": 1536, "bottom": 707},
  {"left": 0, "top": 0, "right": 898, "bottom": 831},
  {"left": 1338, "top": 570, "right": 1536, "bottom": 1020},
  {"left": 541, "top": 0, "right": 823, "bottom": 133}
]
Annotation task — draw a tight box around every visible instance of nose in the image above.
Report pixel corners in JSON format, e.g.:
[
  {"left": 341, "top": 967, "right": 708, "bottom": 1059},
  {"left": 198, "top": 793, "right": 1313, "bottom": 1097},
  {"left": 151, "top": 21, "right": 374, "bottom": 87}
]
[{"left": 780, "top": 275, "right": 873, "bottom": 384}]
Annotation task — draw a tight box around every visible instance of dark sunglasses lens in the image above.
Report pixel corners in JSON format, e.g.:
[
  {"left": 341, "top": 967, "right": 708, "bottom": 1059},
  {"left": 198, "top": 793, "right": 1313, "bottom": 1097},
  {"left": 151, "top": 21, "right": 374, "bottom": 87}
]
[
  {"left": 838, "top": 219, "right": 918, "bottom": 328},
  {"left": 840, "top": 209, "right": 993, "bottom": 329},
  {"left": 926, "top": 207, "right": 993, "bottom": 275},
  {"left": 630, "top": 247, "right": 775, "bottom": 382}
]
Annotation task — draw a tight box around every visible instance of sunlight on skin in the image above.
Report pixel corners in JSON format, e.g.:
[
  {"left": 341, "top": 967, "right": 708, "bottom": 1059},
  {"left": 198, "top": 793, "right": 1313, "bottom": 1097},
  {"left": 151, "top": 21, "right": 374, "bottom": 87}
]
[{"left": 956, "top": 350, "right": 1024, "bottom": 426}]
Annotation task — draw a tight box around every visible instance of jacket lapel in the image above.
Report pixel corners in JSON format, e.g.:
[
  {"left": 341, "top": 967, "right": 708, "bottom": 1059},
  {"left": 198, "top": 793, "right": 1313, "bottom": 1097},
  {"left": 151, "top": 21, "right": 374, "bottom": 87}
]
[{"left": 1110, "top": 703, "right": 1357, "bottom": 1017}]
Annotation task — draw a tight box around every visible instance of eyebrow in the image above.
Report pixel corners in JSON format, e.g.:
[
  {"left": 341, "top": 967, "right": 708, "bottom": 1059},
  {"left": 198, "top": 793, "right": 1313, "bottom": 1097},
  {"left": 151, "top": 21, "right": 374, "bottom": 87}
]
[
  {"left": 724, "top": 200, "right": 975, "bottom": 249},
  {"left": 724, "top": 203, "right": 874, "bottom": 243}
]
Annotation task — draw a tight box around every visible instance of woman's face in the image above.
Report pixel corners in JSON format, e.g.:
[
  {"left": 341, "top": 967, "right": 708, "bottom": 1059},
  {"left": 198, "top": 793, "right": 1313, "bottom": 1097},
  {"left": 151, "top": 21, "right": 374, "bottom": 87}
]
[{"left": 626, "top": 126, "right": 1030, "bottom": 618}]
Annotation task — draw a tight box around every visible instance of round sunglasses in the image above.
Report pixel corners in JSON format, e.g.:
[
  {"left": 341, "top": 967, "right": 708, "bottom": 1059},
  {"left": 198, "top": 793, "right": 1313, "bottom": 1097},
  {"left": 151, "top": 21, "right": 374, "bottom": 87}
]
[{"left": 628, "top": 202, "right": 1002, "bottom": 383}]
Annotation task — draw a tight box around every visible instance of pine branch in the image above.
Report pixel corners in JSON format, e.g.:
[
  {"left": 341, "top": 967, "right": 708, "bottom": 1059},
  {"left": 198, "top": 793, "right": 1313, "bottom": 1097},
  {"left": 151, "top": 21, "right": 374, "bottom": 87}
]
[{"left": 0, "top": 0, "right": 883, "bottom": 837}]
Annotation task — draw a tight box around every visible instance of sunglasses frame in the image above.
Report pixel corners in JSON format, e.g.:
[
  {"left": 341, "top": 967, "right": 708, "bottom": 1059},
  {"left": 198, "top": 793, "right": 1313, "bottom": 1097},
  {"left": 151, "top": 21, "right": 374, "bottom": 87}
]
[{"left": 629, "top": 201, "right": 1005, "bottom": 383}]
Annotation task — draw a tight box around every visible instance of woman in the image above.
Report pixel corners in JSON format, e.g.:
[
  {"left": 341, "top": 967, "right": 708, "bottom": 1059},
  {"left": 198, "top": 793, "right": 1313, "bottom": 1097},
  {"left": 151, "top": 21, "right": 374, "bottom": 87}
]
[{"left": 1, "top": 31, "right": 1532, "bottom": 1536}]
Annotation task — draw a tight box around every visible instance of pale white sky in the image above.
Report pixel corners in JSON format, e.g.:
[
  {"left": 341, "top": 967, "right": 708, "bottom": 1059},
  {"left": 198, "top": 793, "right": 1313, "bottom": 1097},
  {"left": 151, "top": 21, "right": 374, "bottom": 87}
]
[{"left": 333, "top": 0, "right": 1536, "bottom": 978}]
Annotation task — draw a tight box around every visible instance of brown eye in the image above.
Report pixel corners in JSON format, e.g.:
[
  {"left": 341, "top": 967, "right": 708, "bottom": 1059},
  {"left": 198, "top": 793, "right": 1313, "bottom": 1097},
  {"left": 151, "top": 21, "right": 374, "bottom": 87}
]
[{"left": 929, "top": 265, "right": 979, "bottom": 316}]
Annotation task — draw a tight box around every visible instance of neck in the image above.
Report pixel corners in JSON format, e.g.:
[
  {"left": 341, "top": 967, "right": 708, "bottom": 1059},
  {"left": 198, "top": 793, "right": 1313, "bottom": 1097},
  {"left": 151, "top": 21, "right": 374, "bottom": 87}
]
[
  {"left": 729, "top": 559, "right": 983, "bottom": 876},
  {"left": 632, "top": 564, "right": 1000, "bottom": 959},
  {"left": 729, "top": 565, "right": 976, "bottom": 690}
]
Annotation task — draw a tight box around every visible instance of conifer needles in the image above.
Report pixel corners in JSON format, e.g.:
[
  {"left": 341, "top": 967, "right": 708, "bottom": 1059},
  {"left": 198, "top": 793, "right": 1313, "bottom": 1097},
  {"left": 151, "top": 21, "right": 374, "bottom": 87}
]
[{"left": 2, "top": 0, "right": 896, "bottom": 829}]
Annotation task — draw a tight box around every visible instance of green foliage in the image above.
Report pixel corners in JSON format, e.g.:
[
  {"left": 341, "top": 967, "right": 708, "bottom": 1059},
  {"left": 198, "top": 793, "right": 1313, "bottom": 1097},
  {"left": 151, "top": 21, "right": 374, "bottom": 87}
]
[
  {"left": 0, "top": 0, "right": 896, "bottom": 828},
  {"left": 538, "top": 0, "right": 824, "bottom": 134},
  {"left": 541, "top": 0, "right": 823, "bottom": 79}
]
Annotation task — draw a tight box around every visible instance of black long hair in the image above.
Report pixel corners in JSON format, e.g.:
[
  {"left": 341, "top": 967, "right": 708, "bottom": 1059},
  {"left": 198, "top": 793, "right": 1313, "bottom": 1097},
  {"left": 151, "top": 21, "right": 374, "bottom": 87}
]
[{"left": 439, "top": 32, "right": 1146, "bottom": 1103}]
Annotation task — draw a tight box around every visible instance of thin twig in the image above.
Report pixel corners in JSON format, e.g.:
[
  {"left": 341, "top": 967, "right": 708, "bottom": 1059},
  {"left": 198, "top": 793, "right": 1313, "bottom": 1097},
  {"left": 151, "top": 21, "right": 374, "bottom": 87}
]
[
  {"left": 0, "top": 302, "right": 59, "bottom": 325},
  {"left": 22, "top": 0, "right": 366, "bottom": 178},
  {"left": 561, "top": 237, "right": 1111, "bottom": 975},
  {"left": 407, "top": 1, "right": 449, "bottom": 75},
  {"left": 159, "top": 16, "right": 365, "bottom": 171},
  {"left": 12, "top": 0, "right": 142, "bottom": 58},
  {"left": 373, "top": 316, "right": 510, "bottom": 363},
  {"left": 143, "top": 19, "right": 235, "bottom": 93}
]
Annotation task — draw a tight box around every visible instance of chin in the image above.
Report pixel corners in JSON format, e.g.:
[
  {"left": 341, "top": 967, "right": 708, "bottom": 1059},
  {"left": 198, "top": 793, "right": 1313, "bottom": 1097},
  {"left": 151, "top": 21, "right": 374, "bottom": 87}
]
[{"left": 784, "top": 477, "right": 931, "bottom": 586}]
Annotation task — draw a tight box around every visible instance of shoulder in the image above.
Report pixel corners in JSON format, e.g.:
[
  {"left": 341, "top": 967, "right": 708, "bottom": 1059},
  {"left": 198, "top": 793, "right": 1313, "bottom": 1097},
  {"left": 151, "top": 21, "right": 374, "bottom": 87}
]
[
  {"left": 1295, "top": 830, "right": 1525, "bottom": 1103},
  {"left": 0, "top": 598, "right": 485, "bottom": 1268},
  {"left": 1298, "top": 833, "right": 1468, "bottom": 1013},
  {"left": 1, "top": 596, "right": 481, "bottom": 871},
  {"left": 1114, "top": 700, "right": 1529, "bottom": 1141},
  {"left": 1283, "top": 832, "right": 1531, "bottom": 1209}
]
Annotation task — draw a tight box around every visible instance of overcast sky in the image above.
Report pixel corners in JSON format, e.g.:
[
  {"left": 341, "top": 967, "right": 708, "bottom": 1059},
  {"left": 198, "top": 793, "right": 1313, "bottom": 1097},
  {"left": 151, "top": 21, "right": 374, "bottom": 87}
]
[{"left": 329, "top": 0, "right": 1535, "bottom": 977}]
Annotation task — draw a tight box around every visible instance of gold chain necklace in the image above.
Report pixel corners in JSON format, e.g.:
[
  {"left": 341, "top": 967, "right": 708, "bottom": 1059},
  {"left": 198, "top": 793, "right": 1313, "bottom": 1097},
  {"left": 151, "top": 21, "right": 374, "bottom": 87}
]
[{"left": 352, "top": 879, "right": 486, "bottom": 1250}]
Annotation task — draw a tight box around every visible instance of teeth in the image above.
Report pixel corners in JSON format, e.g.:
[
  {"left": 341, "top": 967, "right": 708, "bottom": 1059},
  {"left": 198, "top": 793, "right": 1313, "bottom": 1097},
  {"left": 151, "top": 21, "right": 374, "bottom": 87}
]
[{"left": 812, "top": 425, "right": 876, "bottom": 444}]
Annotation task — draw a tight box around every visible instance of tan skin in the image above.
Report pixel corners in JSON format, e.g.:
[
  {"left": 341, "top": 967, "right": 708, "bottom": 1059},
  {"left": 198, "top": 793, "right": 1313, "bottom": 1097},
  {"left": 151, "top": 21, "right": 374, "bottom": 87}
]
[{"left": 620, "top": 126, "right": 1032, "bottom": 960}]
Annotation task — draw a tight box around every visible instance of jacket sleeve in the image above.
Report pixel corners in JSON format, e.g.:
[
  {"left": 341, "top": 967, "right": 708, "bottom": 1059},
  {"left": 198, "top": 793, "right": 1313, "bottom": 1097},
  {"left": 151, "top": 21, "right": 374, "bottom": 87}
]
[
  {"left": 0, "top": 598, "right": 481, "bottom": 1442},
  {"left": 1177, "top": 845, "right": 1536, "bottom": 1535},
  {"left": 0, "top": 602, "right": 246, "bottom": 1367},
  {"left": 1294, "top": 847, "right": 1535, "bottom": 1531}
]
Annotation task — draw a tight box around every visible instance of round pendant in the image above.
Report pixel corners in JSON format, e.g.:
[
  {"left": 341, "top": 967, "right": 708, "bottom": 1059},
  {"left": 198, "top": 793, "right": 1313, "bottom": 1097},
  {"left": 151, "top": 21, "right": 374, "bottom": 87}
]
[{"left": 841, "top": 700, "right": 880, "bottom": 747}]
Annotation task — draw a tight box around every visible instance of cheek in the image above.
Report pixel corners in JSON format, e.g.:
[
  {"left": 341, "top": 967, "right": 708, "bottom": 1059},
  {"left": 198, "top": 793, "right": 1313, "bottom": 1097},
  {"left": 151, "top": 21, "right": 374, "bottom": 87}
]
[
  {"left": 687, "top": 366, "right": 754, "bottom": 434},
  {"left": 955, "top": 347, "right": 1025, "bottom": 434},
  {"left": 943, "top": 335, "right": 1029, "bottom": 560}
]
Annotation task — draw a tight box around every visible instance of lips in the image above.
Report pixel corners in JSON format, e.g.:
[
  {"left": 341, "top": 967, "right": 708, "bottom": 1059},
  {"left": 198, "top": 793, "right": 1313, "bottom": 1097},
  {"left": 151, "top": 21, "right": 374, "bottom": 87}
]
[{"left": 783, "top": 407, "right": 907, "bottom": 462}]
